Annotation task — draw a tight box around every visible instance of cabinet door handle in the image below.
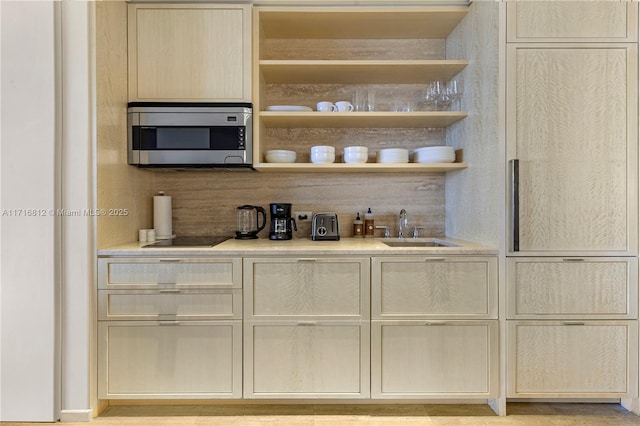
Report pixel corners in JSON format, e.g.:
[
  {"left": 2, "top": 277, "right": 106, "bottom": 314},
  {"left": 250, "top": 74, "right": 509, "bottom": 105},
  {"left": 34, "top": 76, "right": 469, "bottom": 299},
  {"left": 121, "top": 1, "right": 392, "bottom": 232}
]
[
  {"left": 562, "top": 322, "right": 585, "bottom": 326},
  {"left": 158, "top": 289, "right": 181, "bottom": 294},
  {"left": 509, "top": 159, "right": 520, "bottom": 252},
  {"left": 424, "top": 258, "right": 446, "bottom": 262},
  {"left": 297, "top": 259, "right": 317, "bottom": 262},
  {"left": 296, "top": 321, "right": 317, "bottom": 326},
  {"left": 425, "top": 322, "right": 447, "bottom": 326},
  {"left": 562, "top": 258, "right": 585, "bottom": 262},
  {"left": 159, "top": 259, "right": 182, "bottom": 263},
  {"left": 159, "top": 321, "right": 180, "bottom": 326}
]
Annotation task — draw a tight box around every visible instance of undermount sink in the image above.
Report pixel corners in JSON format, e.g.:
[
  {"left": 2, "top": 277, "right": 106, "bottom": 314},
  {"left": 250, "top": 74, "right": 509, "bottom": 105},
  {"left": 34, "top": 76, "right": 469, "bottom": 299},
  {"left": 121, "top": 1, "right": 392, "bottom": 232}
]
[{"left": 381, "top": 238, "right": 461, "bottom": 248}]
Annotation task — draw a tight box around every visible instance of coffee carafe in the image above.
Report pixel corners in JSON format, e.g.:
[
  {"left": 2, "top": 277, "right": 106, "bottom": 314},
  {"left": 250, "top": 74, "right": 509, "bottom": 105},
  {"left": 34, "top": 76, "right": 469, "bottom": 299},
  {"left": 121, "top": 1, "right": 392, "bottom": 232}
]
[
  {"left": 236, "top": 205, "right": 267, "bottom": 239},
  {"left": 269, "top": 203, "right": 297, "bottom": 240}
]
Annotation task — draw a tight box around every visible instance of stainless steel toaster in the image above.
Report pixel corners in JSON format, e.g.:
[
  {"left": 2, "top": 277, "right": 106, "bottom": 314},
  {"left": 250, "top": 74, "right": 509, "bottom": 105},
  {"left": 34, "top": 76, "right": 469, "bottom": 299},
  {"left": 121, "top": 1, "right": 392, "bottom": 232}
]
[{"left": 312, "top": 212, "right": 340, "bottom": 241}]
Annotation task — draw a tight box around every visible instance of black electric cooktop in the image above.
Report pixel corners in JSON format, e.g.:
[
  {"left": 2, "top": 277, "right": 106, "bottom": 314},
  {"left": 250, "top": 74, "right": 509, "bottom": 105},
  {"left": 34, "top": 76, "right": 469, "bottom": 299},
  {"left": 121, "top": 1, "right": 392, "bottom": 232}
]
[{"left": 142, "top": 236, "right": 230, "bottom": 248}]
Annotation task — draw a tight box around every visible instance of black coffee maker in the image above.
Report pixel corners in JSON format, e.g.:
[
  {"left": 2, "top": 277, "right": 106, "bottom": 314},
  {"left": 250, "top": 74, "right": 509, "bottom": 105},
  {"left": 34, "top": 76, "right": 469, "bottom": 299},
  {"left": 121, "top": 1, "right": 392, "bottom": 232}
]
[{"left": 269, "top": 203, "right": 297, "bottom": 240}]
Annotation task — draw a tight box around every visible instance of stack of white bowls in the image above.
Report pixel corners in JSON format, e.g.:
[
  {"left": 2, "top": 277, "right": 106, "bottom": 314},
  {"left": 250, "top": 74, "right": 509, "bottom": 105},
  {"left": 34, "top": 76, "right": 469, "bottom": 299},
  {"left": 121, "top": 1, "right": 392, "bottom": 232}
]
[
  {"left": 343, "top": 146, "right": 368, "bottom": 163},
  {"left": 311, "top": 146, "right": 335, "bottom": 163},
  {"left": 265, "top": 150, "right": 296, "bottom": 163},
  {"left": 412, "top": 146, "right": 455, "bottom": 163},
  {"left": 377, "top": 148, "right": 409, "bottom": 164}
]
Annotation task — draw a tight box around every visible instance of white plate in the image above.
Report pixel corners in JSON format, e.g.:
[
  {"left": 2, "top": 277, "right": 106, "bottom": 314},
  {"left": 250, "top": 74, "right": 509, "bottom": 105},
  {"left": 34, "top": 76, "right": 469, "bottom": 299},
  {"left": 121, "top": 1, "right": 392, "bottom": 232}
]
[{"left": 265, "top": 105, "right": 313, "bottom": 112}]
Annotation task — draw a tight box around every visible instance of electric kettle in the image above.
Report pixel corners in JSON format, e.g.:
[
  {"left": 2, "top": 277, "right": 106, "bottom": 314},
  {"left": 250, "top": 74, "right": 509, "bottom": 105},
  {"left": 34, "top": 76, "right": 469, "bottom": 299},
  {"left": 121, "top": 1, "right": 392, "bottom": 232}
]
[{"left": 236, "top": 205, "right": 267, "bottom": 239}]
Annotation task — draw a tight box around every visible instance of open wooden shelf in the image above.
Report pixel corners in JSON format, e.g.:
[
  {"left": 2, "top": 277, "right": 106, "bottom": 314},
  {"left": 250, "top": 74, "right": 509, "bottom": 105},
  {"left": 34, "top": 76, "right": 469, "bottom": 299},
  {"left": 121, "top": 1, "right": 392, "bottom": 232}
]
[
  {"left": 254, "top": 162, "right": 468, "bottom": 173},
  {"left": 257, "top": 7, "right": 469, "bottom": 39},
  {"left": 259, "top": 111, "right": 467, "bottom": 128},
  {"left": 260, "top": 60, "right": 468, "bottom": 84}
]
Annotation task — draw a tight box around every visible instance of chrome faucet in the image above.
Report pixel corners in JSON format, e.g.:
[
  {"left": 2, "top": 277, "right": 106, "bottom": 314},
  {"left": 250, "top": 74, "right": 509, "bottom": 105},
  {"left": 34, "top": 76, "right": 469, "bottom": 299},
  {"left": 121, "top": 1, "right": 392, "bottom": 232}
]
[{"left": 398, "top": 209, "right": 408, "bottom": 238}]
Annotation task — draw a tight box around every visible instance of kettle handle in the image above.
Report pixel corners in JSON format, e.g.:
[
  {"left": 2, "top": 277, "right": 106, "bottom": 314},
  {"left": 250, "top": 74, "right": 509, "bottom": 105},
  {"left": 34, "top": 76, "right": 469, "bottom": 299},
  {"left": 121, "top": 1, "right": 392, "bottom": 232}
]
[{"left": 256, "top": 206, "right": 267, "bottom": 233}]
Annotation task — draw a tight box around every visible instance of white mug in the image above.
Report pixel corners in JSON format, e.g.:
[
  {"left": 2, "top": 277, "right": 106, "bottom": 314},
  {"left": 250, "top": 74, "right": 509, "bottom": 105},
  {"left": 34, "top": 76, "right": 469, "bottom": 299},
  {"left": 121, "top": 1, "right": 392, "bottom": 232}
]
[
  {"left": 335, "top": 101, "right": 354, "bottom": 112},
  {"left": 316, "top": 101, "right": 337, "bottom": 112}
]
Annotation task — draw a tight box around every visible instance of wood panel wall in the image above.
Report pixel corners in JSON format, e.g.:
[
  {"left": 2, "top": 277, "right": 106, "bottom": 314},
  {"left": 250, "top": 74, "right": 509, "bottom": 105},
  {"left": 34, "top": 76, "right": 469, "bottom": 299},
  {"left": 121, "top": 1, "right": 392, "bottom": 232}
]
[{"left": 96, "top": 0, "right": 155, "bottom": 249}]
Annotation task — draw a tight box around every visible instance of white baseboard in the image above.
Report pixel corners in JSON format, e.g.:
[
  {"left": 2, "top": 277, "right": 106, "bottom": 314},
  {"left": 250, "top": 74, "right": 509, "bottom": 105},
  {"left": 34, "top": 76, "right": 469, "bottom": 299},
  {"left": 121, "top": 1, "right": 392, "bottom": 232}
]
[{"left": 60, "top": 409, "right": 93, "bottom": 422}]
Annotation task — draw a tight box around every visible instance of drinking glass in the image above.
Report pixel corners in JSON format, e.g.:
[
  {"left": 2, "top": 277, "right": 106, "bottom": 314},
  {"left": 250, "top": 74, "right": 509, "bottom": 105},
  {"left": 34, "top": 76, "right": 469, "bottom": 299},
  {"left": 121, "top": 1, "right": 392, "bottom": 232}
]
[
  {"left": 424, "top": 81, "right": 450, "bottom": 111},
  {"left": 447, "top": 80, "right": 463, "bottom": 111}
]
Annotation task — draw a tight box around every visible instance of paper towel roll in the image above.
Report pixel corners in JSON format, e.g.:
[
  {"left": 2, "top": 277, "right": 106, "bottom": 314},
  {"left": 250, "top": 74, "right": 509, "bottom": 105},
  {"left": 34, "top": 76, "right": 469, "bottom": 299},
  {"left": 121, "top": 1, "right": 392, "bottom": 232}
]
[{"left": 154, "top": 193, "right": 173, "bottom": 239}]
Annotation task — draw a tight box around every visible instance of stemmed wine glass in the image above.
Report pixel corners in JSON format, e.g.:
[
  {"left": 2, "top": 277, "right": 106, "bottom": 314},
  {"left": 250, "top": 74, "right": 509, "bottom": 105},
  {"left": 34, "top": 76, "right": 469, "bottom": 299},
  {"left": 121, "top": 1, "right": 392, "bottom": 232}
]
[
  {"left": 424, "top": 81, "right": 451, "bottom": 111},
  {"left": 447, "top": 80, "right": 463, "bottom": 111}
]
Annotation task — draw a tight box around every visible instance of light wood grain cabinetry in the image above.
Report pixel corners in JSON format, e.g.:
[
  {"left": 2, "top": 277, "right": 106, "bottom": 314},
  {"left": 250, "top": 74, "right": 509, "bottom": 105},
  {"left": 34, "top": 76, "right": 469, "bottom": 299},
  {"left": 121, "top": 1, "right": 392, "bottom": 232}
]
[
  {"left": 253, "top": 6, "right": 469, "bottom": 173},
  {"left": 243, "top": 257, "right": 370, "bottom": 398},
  {"left": 506, "top": 257, "right": 639, "bottom": 398},
  {"left": 507, "top": 2, "right": 637, "bottom": 43},
  {"left": 507, "top": 257, "right": 638, "bottom": 320},
  {"left": 372, "top": 320, "right": 498, "bottom": 398},
  {"left": 371, "top": 256, "right": 499, "bottom": 398},
  {"left": 507, "top": 43, "right": 638, "bottom": 255},
  {"left": 98, "top": 257, "right": 243, "bottom": 399},
  {"left": 372, "top": 256, "right": 497, "bottom": 319},
  {"left": 508, "top": 321, "right": 638, "bottom": 398},
  {"left": 128, "top": 3, "right": 251, "bottom": 102},
  {"left": 505, "top": 3, "right": 639, "bottom": 402}
]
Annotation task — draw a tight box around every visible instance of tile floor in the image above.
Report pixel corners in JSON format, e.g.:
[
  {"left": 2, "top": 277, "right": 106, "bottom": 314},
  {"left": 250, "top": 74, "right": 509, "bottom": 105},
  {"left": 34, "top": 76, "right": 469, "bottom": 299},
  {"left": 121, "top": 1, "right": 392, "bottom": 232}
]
[{"left": 2, "top": 403, "right": 640, "bottom": 425}]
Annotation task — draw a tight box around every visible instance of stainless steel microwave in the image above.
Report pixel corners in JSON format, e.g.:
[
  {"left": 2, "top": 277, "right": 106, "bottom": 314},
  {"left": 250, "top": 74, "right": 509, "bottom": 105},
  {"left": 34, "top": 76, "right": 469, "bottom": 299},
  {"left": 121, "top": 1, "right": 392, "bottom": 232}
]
[{"left": 127, "top": 102, "right": 253, "bottom": 169}]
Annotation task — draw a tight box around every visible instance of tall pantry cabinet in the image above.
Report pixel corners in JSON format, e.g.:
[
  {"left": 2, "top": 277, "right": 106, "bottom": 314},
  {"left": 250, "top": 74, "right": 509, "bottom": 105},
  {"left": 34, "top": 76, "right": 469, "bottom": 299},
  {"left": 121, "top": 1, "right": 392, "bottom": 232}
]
[{"left": 505, "top": 1, "right": 639, "bottom": 401}]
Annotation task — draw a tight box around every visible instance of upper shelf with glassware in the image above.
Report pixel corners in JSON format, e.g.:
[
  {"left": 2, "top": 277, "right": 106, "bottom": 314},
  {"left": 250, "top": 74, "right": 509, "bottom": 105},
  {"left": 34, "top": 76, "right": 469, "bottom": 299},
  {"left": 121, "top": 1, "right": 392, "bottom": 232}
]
[{"left": 253, "top": 6, "right": 470, "bottom": 173}]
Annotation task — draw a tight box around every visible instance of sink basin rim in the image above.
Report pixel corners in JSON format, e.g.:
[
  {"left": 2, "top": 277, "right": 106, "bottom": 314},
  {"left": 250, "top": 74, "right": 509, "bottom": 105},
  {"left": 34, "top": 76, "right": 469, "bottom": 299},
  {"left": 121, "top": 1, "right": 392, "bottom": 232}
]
[{"left": 379, "top": 238, "right": 461, "bottom": 248}]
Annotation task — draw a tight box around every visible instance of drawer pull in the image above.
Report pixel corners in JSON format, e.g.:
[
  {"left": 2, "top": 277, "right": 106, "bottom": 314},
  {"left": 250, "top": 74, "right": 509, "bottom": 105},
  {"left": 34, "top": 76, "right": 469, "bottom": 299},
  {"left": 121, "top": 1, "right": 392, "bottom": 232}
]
[
  {"left": 424, "top": 258, "right": 446, "bottom": 262},
  {"left": 159, "top": 259, "right": 182, "bottom": 263},
  {"left": 159, "top": 321, "right": 180, "bottom": 326},
  {"left": 563, "top": 321, "right": 585, "bottom": 326},
  {"left": 159, "top": 289, "right": 181, "bottom": 294},
  {"left": 296, "top": 321, "right": 317, "bottom": 326},
  {"left": 425, "top": 322, "right": 447, "bottom": 326},
  {"left": 562, "top": 258, "right": 585, "bottom": 262},
  {"left": 297, "top": 259, "right": 318, "bottom": 262}
]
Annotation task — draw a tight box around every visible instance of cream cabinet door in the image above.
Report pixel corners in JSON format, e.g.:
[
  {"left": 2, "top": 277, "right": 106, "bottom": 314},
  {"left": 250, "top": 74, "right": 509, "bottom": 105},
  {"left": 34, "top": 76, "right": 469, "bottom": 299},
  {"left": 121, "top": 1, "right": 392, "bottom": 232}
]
[
  {"left": 507, "top": 2, "right": 637, "bottom": 43},
  {"left": 98, "top": 289, "right": 242, "bottom": 321},
  {"left": 372, "top": 257, "right": 497, "bottom": 319},
  {"left": 98, "top": 321, "right": 242, "bottom": 399},
  {"left": 243, "top": 257, "right": 370, "bottom": 320},
  {"left": 98, "top": 258, "right": 242, "bottom": 289},
  {"left": 371, "top": 320, "right": 498, "bottom": 399},
  {"left": 244, "top": 321, "right": 370, "bottom": 398},
  {"left": 128, "top": 4, "right": 251, "bottom": 102},
  {"left": 507, "top": 257, "right": 638, "bottom": 320},
  {"left": 507, "top": 44, "right": 638, "bottom": 255},
  {"left": 507, "top": 321, "right": 638, "bottom": 398}
]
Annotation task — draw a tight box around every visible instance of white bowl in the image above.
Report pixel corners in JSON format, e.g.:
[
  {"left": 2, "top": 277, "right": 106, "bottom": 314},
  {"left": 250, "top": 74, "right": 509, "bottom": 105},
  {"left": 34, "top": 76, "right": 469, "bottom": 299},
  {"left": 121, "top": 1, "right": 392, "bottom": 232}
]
[
  {"left": 311, "top": 145, "right": 335, "bottom": 153},
  {"left": 377, "top": 148, "right": 409, "bottom": 163},
  {"left": 311, "top": 151, "right": 335, "bottom": 163},
  {"left": 265, "top": 150, "right": 296, "bottom": 163},
  {"left": 343, "top": 148, "right": 368, "bottom": 163},
  {"left": 344, "top": 145, "right": 367, "bottom": 153}
]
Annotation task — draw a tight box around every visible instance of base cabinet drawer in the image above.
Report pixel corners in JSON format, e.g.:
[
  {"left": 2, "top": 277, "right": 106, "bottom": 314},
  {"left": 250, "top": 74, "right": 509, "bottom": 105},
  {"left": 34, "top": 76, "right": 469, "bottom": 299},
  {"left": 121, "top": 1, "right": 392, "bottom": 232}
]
[
  {"left": 371, "top": 320, "right": 498, "bottom": 398},
  {"left": 98, "top": 289, "right": 242, "bottom": 320},
  {"left": 98, "top": 258, "right": 242, "bottom": 289},
  {"left": 98, "top": 321, "right": 242, "bottom": 399},
  {"left": 244, "top": 257, "right": 370, "bottom": 320},
  {"left": 507, "top": 258, "right": 638, "bottom": 319},
  {"left": 372, "top": 257, "right": 497, "bottom": 319},
  {"left": 244, "top": 321, "right": 370, "bottom": 398},
  {"left": 508, "top": 321, "right": 638, "bottom": 398}
]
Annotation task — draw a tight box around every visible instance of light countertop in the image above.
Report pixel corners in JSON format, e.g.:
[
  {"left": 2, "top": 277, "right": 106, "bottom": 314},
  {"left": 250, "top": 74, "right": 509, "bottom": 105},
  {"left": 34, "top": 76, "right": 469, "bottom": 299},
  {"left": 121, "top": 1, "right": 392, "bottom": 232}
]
[{"left": 98, "top": 237, "right": 497, "bottom": 257}]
